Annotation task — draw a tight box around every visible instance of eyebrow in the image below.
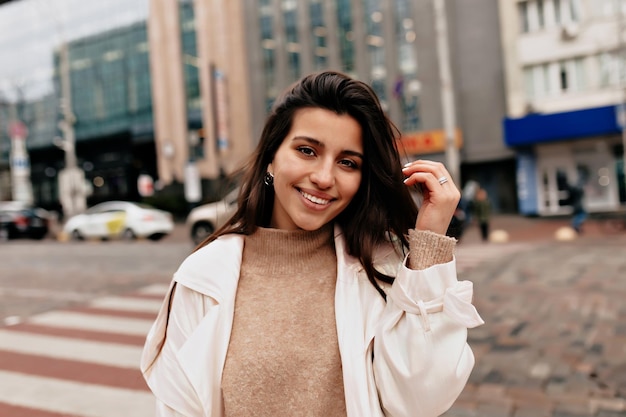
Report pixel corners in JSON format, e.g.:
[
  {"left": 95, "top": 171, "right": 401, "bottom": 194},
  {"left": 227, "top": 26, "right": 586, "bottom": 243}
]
[{"left": 293, "top": 136, "right": 364, "bottom": 159}]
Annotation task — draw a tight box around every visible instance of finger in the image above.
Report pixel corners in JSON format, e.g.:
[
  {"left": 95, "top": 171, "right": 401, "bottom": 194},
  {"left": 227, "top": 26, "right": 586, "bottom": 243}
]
[
  {"left": 402, "top": 160, "right": 451, "bottom": 182},
  {"left": 403, "top": 164, "right": 456, "bottom": 190}
]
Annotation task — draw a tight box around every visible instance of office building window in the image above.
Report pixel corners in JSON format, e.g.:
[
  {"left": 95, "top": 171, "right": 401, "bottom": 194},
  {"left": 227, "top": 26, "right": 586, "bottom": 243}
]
[
  {"left": 336, "top": 0, "right": 354, "bottom": 73},
  {"left": 309, "top": 0, "right": 328, "bottom": 70},
  {"left": 519, "top": 1, "right": 530, "bottom": 33},
  {"left": 568, "top": 0, "right": 580, "bottom": 22},
  {"left": 365, "top": 0, "right": 386, "bottom": 104},
  {"left": 180, "top": 2, "right": 200, "bottom": 112},
  {"left": 524, "top": 63, "right": 550, "bottom": 99},
  {"left": 394, "top": 0, "right": 419, "bottom": 131},
  {"left": 598, "top": 52, "right": 626, "bottom": 87},
  {"left": 553, "top": 0, "right": 562, "bottom": 23},
  {"left": 259, "top": 4, "right": 276, "bottom": 109},
  {"left": 283, "top": 0, "right": 300, "bottom": 83},
  {"left": 558, "top": 57, "right": 585, "bottom": 92},
  {"left": 594, "top": 0, "right": 626, "bottom": 17},
  {"left": 519, "top": 0, "right": 582, "bottom": 33},
  {"left": 525, "top": 57, "right": 585, "bottom": 99},
  {"left": 537, "top": 0, "right": 545, "bottom": 28}
]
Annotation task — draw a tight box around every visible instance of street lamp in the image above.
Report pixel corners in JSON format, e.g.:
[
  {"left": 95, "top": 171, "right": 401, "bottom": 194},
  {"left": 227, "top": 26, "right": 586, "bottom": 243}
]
[
  {"left": 57, "top": 41, "right": 87, "bottom": 218},
  {"left": 433, "top": 0, "right": 461, "bottom": 187}
]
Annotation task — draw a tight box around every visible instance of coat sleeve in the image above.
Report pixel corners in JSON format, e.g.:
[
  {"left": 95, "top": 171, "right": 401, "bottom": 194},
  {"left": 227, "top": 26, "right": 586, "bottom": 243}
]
[
  {"left": 373, "top": 257, "right": 484, "bottom": 417},
  {"left": 141, "top": 281, "right": 216, "bottom": 417}
]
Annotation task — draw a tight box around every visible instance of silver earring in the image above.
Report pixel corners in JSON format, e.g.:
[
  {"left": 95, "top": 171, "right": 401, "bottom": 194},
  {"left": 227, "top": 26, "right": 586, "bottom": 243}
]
[{"left": 263, "top": 172, "right": 274, "bottom": 186}]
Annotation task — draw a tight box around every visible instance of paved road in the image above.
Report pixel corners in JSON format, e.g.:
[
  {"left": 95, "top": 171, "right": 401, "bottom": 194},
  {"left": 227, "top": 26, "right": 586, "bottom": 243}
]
[
  {"left": 0, "top": 227, "right": 624, "bottom": 416},
  {"left": 0, "top": 238, "right": 191, "bottom": 417},
  {"left": 0, "top": 239, "right": 192, "bottom": 322},
  {"left": 447, "top": 234, "right": 626, "bottom": 417}
]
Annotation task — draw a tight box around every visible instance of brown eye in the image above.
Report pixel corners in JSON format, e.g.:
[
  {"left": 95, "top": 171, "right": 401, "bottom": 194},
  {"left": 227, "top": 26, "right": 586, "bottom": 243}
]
[
  {"left": 297, "top": 146, "right": 316, "bottom": 156},
  {"left": 339, "top": 159, "right": 359, "bottom": 169}
]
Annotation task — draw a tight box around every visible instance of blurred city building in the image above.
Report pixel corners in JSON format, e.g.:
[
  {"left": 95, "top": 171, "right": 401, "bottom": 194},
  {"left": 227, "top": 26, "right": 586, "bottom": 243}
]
[
  {"left": 0, "top": 0, "right": 519, "bottom": 217},
  {"left": 500, "top": 0, "right": 626, "bottom": 216},
  {"left": 241, "top": 0, "right": 516, "bottom": 212},
  {"left": 0, "top": 0, "right": 155, "bottom": 215}
]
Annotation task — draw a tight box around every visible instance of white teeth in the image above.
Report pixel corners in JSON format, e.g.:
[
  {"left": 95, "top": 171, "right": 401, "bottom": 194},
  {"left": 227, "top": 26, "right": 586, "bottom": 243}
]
[{"left": 301, "top": 191, "right": 330, "bottom": 205}]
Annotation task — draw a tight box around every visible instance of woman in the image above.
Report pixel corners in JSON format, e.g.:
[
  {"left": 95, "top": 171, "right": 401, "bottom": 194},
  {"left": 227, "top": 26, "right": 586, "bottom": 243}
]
[{"left": 141, "top": 71, "right": 483, "bottom": 417}]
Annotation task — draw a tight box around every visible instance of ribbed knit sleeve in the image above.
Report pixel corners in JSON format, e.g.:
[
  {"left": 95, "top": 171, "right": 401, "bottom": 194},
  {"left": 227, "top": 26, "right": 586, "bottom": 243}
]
[{"left": 407, "top": 229, "right": 456, "bottom": 270}]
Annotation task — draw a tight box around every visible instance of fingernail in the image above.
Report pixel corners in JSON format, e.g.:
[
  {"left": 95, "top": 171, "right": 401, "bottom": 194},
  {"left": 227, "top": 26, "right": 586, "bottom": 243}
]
[
  {"left": 403, "top": 178, "right": 409, "bottom": 183},
  {"left": 403, "top": 162, "right": 412, "bottom": 167}
]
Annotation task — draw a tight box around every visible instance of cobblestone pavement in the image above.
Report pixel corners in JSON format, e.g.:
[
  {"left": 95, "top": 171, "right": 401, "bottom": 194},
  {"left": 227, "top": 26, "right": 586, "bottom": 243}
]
[{"left": 445, "top": 231, "right": 626, "bottom": 417}]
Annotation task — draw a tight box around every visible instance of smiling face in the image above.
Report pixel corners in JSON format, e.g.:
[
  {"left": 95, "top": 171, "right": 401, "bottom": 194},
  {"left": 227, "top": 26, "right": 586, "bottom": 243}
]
[{"left": 268, "top": 107, "right": 364, "bottom": 231}]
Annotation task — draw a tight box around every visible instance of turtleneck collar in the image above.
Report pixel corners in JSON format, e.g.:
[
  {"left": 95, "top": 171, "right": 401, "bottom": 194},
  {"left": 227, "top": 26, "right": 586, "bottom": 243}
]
[{"left": 243, "top": 224, "right": 335, "bottom": 276}]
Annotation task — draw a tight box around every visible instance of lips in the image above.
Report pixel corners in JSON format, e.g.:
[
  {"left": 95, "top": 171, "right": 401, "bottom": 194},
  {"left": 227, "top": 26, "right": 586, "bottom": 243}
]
[{"left": 300, "top": 190, "right": 332, "bottom": 205}]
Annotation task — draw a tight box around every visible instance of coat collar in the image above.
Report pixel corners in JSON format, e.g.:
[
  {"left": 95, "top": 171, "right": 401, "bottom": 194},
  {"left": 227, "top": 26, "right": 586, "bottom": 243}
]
[
  {"left": 174, "top": 224, "right": 371, "bottom": 297},
  {"left": 162, "top": 224, "right": 392, "bottom": 417},
  {"left": 173, "top": 233, "right": 244, "bottom": 302}
]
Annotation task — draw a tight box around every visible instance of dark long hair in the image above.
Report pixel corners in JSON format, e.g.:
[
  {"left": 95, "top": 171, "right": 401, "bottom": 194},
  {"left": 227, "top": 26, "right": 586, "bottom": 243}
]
[{"left": 197, "top": 71, "right": 418, "bottom": 299}]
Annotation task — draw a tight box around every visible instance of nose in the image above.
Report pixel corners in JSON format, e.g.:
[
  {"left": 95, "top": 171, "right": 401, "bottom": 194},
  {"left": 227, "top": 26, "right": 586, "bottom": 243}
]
[{"left": 310, "top": 161, "right": 335, "bottom": 189}]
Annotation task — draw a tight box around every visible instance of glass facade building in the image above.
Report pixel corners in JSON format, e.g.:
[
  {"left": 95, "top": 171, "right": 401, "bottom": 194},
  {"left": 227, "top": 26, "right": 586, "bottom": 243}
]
[
  {"left": 0, "top": 0, "right": 151, "bottom": 209},
  {"left": 0, "top": 0, "right": 515, "bottom": 215},
  {"left": 250, "top": 0, "right": 422, "bottom": 135},
  {"left": 0, "top": 0, "right": 203, "bottom": 213}
]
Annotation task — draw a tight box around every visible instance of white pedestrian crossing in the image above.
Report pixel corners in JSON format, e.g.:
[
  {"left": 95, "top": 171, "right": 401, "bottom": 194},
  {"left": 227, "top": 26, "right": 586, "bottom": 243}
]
[
  {"left": 0, "top": 283, "right": 170, "bottom": 417},
  {"left": 0, "top": 330, "right": 144, "bottom": 368},
  {"left": 0, "top": 243, "right": 532, "bottom": 417},
  {"left": 88, "top": 296, "right": 165, "bottom": 312},
  {"left": 29, "top": 310, "right": 155, "bottom": 335},
  {"left": 0, "top": 370, "right": 156, "bottom": 417}
]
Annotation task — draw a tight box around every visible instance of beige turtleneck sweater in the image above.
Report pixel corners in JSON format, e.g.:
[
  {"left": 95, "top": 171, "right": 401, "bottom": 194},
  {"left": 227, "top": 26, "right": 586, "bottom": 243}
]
[
  {"left": 221, "top": 226, "right": 455, "bottom": 416},
  {"left": 221, "top": 225, "right": 346, "bottom": 416}
]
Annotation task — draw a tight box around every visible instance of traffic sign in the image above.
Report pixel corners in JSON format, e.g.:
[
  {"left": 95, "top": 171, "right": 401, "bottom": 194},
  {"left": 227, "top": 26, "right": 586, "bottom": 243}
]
[{"left": 8, "top": 121, "right": 28, "bottom": 139}]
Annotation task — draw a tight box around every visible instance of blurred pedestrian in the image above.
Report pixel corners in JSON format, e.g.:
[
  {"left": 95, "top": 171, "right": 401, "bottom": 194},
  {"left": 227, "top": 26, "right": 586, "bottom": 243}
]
[
  {"left": 460, "top": 179, "right": 479, "bottom": 224},
  {"left": 472, "top": 187, "right": 492, "bottom": 242},
  {"left": 568, "top": 180, "right": 587, "bottom": 233},
  {"left": 141, "top": 71, "right": 483, "bottom": 417}
]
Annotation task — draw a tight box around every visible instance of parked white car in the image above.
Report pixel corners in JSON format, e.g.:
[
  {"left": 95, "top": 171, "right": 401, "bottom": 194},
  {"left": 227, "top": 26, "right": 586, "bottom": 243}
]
[
  {"left": 63, "top": 201, "right": 174, "bottom": 241},
  {"left": 187, "top": 188, "right": 239, "bottom": 245}
]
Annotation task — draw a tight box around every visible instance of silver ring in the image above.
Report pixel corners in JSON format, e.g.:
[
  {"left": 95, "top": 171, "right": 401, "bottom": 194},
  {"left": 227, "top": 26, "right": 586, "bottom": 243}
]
[{"left": 438, "top": 176, "right": 448, "bottom": 185}]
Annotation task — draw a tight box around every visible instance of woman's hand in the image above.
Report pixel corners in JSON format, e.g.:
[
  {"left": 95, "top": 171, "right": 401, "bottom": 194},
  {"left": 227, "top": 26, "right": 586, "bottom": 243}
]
[{"left": 402, "top": 160, "right": 461, "bottom": 235}]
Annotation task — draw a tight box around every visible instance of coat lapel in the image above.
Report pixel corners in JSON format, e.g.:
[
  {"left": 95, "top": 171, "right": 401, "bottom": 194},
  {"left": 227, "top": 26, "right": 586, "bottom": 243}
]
[
  {"left": 174, "top": 234, "right": 244, "bottom": 416},
  {"left": 333, "top": 226, "right": 384, "bottom": 417}
]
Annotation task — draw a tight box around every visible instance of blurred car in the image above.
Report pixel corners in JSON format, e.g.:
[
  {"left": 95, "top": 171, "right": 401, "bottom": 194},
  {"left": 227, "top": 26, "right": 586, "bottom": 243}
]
[
  {"left": 0, "top": 201, "right": 52, "bottom": 241},
  {"left": 187, "top": 188, "right": 239, "bottom": 245},
  {"left": 63, "top": 201, "right": 174, "bottom": 241}
]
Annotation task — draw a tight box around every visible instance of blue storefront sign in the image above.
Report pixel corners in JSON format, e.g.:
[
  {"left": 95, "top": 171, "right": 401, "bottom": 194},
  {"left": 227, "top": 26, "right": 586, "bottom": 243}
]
[{"left": 503, "top": 105, "right": 622, "bottom": 147}]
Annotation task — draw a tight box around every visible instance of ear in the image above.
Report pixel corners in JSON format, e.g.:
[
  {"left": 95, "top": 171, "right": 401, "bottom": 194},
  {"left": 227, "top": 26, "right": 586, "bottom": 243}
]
[{"left": 267, "top": 163, "right": 273, "bottom": 174}]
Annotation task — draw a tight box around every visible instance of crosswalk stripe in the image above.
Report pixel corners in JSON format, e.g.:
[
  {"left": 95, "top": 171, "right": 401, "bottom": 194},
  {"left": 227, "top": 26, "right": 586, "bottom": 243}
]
[
  {"left": 0, "top": 370, "right": 155, "bottom": 417},
  {"left": 0, "top": 290, "right": 161, "bottom": 417},
  {"left": 5, "top": 322, "right": 147, "bottom": 346},
  {"left": 28, "top": 310, "right": 155, "bottom": 335},
  {"left": 0, "top": 329, "right": 143, "bottom": 368},
  {"left": 136, "top": 283, "right": 170, "bottom": 296},
  {"left": 0, "top": 349, "right": 148, "bottom": 390},
  {"left": 65, "top": 305, "right": 159, "bottom": 320},
  {"left": 0, "top": 402, "right": 82, "bottom": 417},
  {"left": 88, "top": 296, "right": 163, "bottom": 313}
]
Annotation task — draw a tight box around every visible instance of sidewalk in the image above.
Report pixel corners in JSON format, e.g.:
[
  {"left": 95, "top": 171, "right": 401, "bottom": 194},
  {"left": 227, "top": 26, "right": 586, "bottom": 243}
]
[
  {"left": 446, "top": 216, "right": 626, "bottom": 417},
  {"left": 458, "top": 214, "right": 614, "bottom": 245}
]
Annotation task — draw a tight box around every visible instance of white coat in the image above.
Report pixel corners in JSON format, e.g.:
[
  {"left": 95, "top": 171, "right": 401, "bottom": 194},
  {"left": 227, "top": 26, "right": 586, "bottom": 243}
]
[{"left": 141, "top": 226, "right": 484, "bottom": 417}]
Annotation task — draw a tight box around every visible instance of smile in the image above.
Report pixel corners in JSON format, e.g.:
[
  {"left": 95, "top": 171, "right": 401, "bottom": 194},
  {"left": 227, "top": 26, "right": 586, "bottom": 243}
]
[{"left": 300, "top": 190, "right": 331, "bottom": 205}]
